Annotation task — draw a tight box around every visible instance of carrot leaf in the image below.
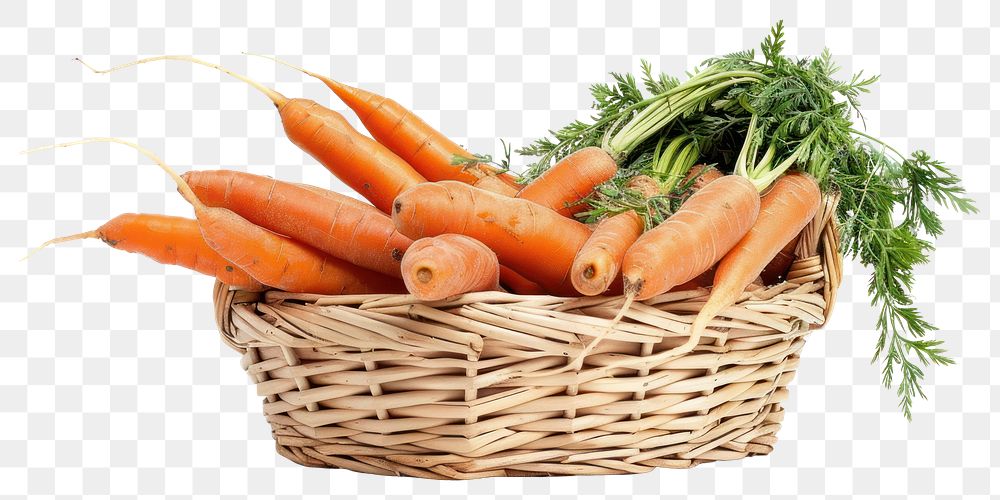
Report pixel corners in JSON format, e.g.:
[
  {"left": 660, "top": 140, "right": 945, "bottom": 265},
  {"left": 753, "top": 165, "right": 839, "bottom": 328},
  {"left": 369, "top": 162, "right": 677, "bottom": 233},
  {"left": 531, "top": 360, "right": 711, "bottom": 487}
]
[
  {"left": 451, "top": 139, "right": 512, "bottom": 174},
  {"left": 833, "top": 142, "right": 975, "bottom": 419},
  {"left": 510, "top": 22, "right": 977, "bottom": 419}
]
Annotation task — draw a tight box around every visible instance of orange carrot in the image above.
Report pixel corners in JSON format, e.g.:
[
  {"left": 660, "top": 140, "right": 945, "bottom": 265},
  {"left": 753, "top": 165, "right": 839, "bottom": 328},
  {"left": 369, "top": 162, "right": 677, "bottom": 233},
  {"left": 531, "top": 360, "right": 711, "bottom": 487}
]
[
  {"left": 624, "top": 174, "right": 660, "bottom": 198},
  {"left": 622, "top": 175, "right": 760, "bottom": 300},
  {"left": 77, "top": 56, "right": 425, "bottom": 213},
  {"left": 293, "top": 182, "right": 378, "bottom": 212},
  {"left": 32, "top": 138, "right": 405, "bottom": 295},
  {"left": 570, "top": 210, "right": 644, "bottom": 296},
  {"left": 516, "top": 147, "right": 617, "bottom": 217},
  {"left": 182, "top": 169, "right": 412, "bottom": 278},
  {"left": 277, "top": 98, "right": 425, "bottom": 212},
  {"left": 667, "top": 269, "right": 715, "bottom": 292},
  {"left": 25, "top": 213, "right": 265, "bottom": 291},
  {"left": 247, "top": 54, "right": 521, "bottom": 191},
  {"left": 401, "top": 234, "right": 500, "bottom": 300},
  {"left": 682, "top": 164, "right": 723, "bottom": 191},
  {"left": 684, "top": 173, "right": 821, "bottom": 350},
  {"left": 547, "top": 174, "right": 762, "bottom": 373},
  {"left": 196, "top": 208, "right": 405, "bottom": 295},
  {"left": 609, "top": 165, "right": 723, "bottom": 293},
  {"left": 392, "top": 181, "right": 592, "bottom": 296},
  {"left": 759, "top": 233, "right": 801, "bottom": 285},
  {"left": 499, "top": 265, "right": 546, "bottom": 295},
  {"left": 624, "top": 165, "right": 720, "bottom": 200},
  {"left": 471, "top": 173, "right": 520, "bottom": 197}
]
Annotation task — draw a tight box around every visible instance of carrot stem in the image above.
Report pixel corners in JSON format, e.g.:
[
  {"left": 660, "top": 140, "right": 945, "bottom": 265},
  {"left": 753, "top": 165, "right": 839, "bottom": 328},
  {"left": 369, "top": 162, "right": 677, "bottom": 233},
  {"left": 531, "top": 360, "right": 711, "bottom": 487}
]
[{"left": 608, "top": 74, "right": 762, "bottom": 157}]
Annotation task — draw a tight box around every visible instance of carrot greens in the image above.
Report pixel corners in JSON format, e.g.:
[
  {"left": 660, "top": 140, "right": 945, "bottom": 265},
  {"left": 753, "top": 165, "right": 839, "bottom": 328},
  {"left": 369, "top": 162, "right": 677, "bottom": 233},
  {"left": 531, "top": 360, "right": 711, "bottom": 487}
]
[{"left": 515, "top": 21, "right": 977, "bottom": 419}]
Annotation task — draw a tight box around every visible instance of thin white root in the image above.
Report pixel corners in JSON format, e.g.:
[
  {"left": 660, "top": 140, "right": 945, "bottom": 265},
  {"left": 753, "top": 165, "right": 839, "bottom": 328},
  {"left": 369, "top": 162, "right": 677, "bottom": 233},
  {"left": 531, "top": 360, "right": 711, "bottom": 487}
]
[
  {"left": 22, "top": 137, "right": 206, "bottom": 211},
  {"left": 512, "top": 293, "right": 636, "bottom": 379},
  {"left": 21, "top": 230, "right": 99, "bottom": 262},
  {"left": 75, "top": 55, "right": 288, "bottom": 107}
]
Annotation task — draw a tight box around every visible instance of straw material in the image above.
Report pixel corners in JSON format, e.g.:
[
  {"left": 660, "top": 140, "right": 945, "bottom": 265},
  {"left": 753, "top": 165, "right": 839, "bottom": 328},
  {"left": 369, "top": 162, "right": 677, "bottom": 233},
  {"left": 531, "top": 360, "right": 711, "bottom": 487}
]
[{"left": 213, "top": 195, "right": 842, "bottom": 479}]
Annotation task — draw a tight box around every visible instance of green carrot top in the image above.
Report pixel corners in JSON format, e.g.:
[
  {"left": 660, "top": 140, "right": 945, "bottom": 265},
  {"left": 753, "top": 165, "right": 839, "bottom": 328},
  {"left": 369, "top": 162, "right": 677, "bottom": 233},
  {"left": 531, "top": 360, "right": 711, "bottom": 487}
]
[{"left": 514, "top": 21, "right": 977, "bottom": 419}]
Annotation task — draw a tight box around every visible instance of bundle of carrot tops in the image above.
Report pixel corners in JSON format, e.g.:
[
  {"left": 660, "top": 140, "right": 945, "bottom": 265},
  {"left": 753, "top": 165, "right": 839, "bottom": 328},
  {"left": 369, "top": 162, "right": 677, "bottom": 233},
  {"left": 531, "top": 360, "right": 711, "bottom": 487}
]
[{"left": 29, "top": 23, "right": 974, "bottom": 418}]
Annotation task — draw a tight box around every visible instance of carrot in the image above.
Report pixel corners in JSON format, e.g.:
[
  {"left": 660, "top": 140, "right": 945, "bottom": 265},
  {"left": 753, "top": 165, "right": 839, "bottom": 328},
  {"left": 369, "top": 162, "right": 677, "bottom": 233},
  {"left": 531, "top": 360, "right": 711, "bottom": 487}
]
[
  {"left": 31, "top": 138, "right": 406, "bottom": 295},
  {"left": 542, "top": 174, "right": 761, "bottom": 373},
  {"left": 516, "top": 147, "right": 617, "bottom": 217},
  {"left": 470, "top": 173, "right": 520, "bottom": 197},
  {"left": 246, "top": 53, "right": 521, "bottom": 192},
  {"left": 293, "top": 182, "right": 378, "bottom": 212},
  {"left": 392, "top": 181, "right": 592, "bottom": 296},
  {"left": 401, "top": 234, "right": 500, "bottom": 300},
  {"left": 499, "top": 265, "right": 546, "bottom": 295},
  {"left": 624, "top": 165, "right": 720, "bottom": 200},
  {"left": 622, "top": 175, "right": 761, "bottom": 300},
  {"left": 684, "top": 173, "right": 821, "bottom": 351},
  {"left": 572, "top": 163, "right": 725, "bottom": 297},
  {"left": 182, "top": 169, "right": 411, "bottom": 278},
  {"left": 682, "top": 164, "right": 723, "bottom": 191},
  {"left": 624, "top": 174, "right": 660, "bottom": 198},
  {"left": 76, "top": 56, "right": 425, "bottom": 213},
  {"left": 759, "top": 233, "right": 801, "bottom": 285},
  {"left": 24, "top": 213, "right": 265, "bottom": 291},
  {"left": 667, "top": 270, "right": 715, "bottom": 292},
  {"left": 570, "top": 210, "right": 644, "bottom": 296}
]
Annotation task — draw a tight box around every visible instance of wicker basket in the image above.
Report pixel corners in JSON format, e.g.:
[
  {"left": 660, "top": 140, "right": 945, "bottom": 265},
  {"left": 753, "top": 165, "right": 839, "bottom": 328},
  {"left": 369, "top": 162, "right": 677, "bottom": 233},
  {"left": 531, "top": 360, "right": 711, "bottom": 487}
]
[{"left": 212, "top": 194, "right": 842, "bottom": 479}]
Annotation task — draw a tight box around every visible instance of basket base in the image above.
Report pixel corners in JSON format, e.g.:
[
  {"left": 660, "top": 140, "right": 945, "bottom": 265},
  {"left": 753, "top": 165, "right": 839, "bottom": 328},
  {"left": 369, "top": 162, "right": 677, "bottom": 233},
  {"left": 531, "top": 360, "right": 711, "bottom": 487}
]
[{"left": 265, "top": 402, "right": 786, "bottom": 479}]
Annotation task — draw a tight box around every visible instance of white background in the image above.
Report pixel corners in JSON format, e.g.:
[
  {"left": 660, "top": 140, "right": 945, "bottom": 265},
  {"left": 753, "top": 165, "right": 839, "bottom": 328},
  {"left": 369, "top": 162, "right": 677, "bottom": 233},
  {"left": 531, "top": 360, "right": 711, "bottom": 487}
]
[{"left": 0, "top": 0, "right": 995, "bottom": 498}]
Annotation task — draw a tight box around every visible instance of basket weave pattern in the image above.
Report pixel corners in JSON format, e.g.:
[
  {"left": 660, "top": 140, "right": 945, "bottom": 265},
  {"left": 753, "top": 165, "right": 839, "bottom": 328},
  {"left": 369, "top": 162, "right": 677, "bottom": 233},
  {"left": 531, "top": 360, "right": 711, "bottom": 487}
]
[{"left": 214, "top": 196, "right": 842, "bottom": 479}]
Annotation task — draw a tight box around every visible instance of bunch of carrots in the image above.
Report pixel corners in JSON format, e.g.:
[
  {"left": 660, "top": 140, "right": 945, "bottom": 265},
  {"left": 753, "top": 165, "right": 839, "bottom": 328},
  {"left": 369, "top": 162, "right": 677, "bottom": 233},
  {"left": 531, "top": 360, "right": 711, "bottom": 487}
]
[
  {"left": 31, "top": 55, "right": 802, "bottom": 309},
  {"left": 28, "top": 54, "right": 812, "bottom": 363},
  {"left": 28, "top": 24, "right": 974, "bottom": 417}
]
